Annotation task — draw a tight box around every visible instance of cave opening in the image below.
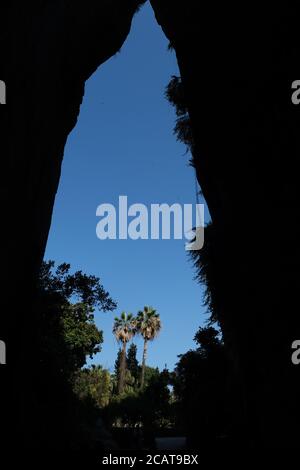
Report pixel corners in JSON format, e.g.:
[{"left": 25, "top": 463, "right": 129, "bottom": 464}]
[{"left": 41, "top": 1, "right": 209, "bottom": 450}]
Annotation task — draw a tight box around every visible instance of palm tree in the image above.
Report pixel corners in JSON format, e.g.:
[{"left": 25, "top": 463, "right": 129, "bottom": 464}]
[
  {"left": 136, "top": 306, "right": 161, "bottom": 388},
  {"left": 113, "top": 312, "right": 136, "bottom": 394}
]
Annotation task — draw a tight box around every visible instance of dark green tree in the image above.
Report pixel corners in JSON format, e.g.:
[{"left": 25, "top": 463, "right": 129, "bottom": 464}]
[
  {"left": 114, "top": 348, "right": 122, "bottom": 389},
  {"left": 113, "top": 312, "right": 136, "bottom": 394},
  {"left": 34, "top": 260, "right": 117, "bottom": 448},
  {"left": 73, "top": 365, "right": 112, "bottom": 409},
  {"left": 136, "top": 306, "right": 161, "bottom": 388},
  {"left": 104, "top": 369, "right": 173, "bottom": 433},
  {"left": 127, "top": 343, "right": 139, "bottom": 384},
  {"left": 113, "top": 344, "right": 140, "bottom": 394},
  {"left": 142, "top": 365, "right": 160, "bottom": 388},
  {"left": 173, "top": 326, "right": 230, "bottom": 446},
  {"left": 37, "top": 260, "right": 116, "bottom": 378}
]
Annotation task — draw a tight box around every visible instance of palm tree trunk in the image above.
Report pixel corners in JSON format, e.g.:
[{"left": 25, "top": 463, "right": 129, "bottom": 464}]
[
  {"left": 141, "top": 339, "right": 148, "bottom": 388},
  {"left": 118, "top": 341, "right": 127, "bottom": 394}
]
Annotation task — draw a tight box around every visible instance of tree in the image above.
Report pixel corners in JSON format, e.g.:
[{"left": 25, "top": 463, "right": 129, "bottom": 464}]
[
  {"left": 34, "top": 260, "right": 117, "bottom": 447},
  {"left": 194, "top": 326, "right": 222, "bottom": 355},
  {"left": 142, "top": 365, "right": 160, "bottom": 388},
  {"left": 73, "top": 365, "right": 112, "bottom": 409},
  {"left": 127, "top": 343, "right": 139, "bottom": 385},
  {"left": 39, "top": 260, "right": 117, "bottom": 311},
  {"left": 141, "top": 368, "right": 173, "bottom": 431},
  {"left": 113, "top": 312, "right": 136, "bottom": 394},
  {"left": 113, "top": 344, "right": 139, "bottom": 394},
  {"left": 173, "top": 326, "right": 230, "bottom": 446},
  {"left": 136, "top": 306, "right": 161, "bottom": 388},
  {"left": 114, "top": 348, "right": 122, "bottom": 391},
  {"left": 37, "top": 261, "right": 116, "bottom": 378},
  {"left": 104, "top": 368, "right": 173, "bottom": 433}
]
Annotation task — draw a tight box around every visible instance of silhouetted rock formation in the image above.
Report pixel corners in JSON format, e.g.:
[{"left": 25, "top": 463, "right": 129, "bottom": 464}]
[
  {"left": 0, "top": 0, "right": 299, "bottom": 449},
  {"left": 0, "top": 0, "right": 146, "bottom": 450},
  {"left": 151, "top": 0, "right": 300, "bottom": 448}
]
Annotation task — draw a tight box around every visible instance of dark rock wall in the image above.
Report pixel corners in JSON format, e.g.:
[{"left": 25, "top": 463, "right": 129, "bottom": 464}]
[
  {"left": 151, "top": 0, "right": 300, "bottom": 447},
  {"left": 0, "top": 0, "right": 145, "bottom": 448}
]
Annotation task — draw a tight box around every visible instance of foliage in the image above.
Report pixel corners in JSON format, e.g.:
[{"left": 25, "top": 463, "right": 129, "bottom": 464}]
[
  {"left": 142, "top": 365, "right": 160, "bottom": 388},
  {"left": 113, "top": 312, "right": 136, "bottom": 344},
  {"left": 136, "top": 306, "right": 161, "bottom": 388},
  {"left": 127, "top": 343, "right": 140, "bottom": 384},
  {"left": 39, "top": 260, "right": 117, "bottom": 311},
  {"left": 166, "top": 75, "right": 195, "bottom": 159},
  {"left": 133, "top": 0, "right": 147, "bottom": 13},
  {"left": 114, "top": 348, "right": 122, "bottom": 387},
  {"left": 104, "top": 369, "right": 173, "bottom": 431},
  {"left": 113, "top": 312, "right": 136, "bottom": 393},
  {"left": 113, "top": 349, "right": 157, "bottom": 396},
  {"left": 189, "top": 223, "right": 220, "bottom": 324},
  {"left": 173, "top": 326, "right": 230, "bottom": 445},
  {"left": 73, "top": 365, "right": 112, "bottom": 409},
  {"left": 140, "top": 368, "right": 173, "bottom": 430},
  {"left": 113, "top": 349, "right": 137, "bottom": 395},
  {"left": 34, "top": 260, "right": 116, "bottom": 448},
  {"left": 136, "top": 306, "right": 161, "bottom": 341},
  {"left": 36, "top": 261, "right": 116, "bottom": 378}
]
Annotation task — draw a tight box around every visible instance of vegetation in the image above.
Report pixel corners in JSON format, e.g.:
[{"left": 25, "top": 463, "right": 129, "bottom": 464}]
[
  {"left": 133, "top": 0, "right": 147, "bottom": 12},
  {"left": 73, "top": 365, "right": 112, "bottom": 409},
  {"left": 126, "top": 343, "right": 140, "bottom": 384},
  {"left": 172, "top": 326, "right": 231, "bottom": 446},
  {"left": 113, "top": 312, "right": 136, "bottom": 394},
  {"left": 136, "top": 306, "right": 162, "bottom": 388},
  {"left": 35, "top": 258, "right": 233, "bottom": 450},
  {"left": 35, "top": 260, "right": 117, "bottom": 448},
  {"left": 166, "top": 75, "right": 195, "bottom": 162},
  {"left": 33, "top": 71, "right": 232, "bottom": 450},
  {"left": 30, "top": 45, "right": 229, "bottom": 453}
]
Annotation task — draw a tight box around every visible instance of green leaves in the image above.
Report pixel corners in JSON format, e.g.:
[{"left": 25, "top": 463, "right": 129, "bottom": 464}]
[
  {"left": 135, "top": 306, "right": 161, "bottom": 341},
  {"left": 37, "top": 260, "right": 116, "bottom": 377},
  {"left": 113, "top": 311, "right": 136, "bottom": 344},
  {"left": 38, "top": 260, "right": 117, "bottom": 312},
  {"left": 73, "top": 366, "right": 112, "bottom": 409},
  {"left": 113, "top": 307, "right": 162, "bottom": 344}
]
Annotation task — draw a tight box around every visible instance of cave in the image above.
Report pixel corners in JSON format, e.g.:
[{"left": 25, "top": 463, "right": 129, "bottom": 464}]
[{"left": 0, "top": 0, "right": 299, "bottom": 451}]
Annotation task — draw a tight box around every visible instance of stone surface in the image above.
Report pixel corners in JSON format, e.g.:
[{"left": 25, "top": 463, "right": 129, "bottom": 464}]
[
  {"left": 0, "top": 0, "right": 145, "bottom": 449},
  {"left": 151, "top": 0, "right": 300, "bottom": 447}
]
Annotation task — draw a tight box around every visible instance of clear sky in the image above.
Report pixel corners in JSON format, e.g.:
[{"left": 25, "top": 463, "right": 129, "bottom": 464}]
[{"left": 45, "top": 3, "right": 209, "bottom": 372}]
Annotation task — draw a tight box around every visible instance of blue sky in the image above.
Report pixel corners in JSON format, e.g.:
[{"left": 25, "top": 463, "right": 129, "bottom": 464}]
[{"left": 45, "top": 3, "right": 209, "bottom": 372}]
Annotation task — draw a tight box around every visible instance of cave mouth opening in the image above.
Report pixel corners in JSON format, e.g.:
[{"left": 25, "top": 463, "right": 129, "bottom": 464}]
[{"left": 42, "top": 2, "right": 208, "bottom": 448}]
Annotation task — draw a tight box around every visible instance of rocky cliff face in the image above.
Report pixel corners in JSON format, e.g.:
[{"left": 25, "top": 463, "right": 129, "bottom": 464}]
[
  {"left": 151, "top": 0, "right": 300, "bottom": 447},
  {"left": 0, "top": 0, "right": 145, "bottom": 449},
  {"left": 0, "top": 0, "right": 299, "bottom": 449}
]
